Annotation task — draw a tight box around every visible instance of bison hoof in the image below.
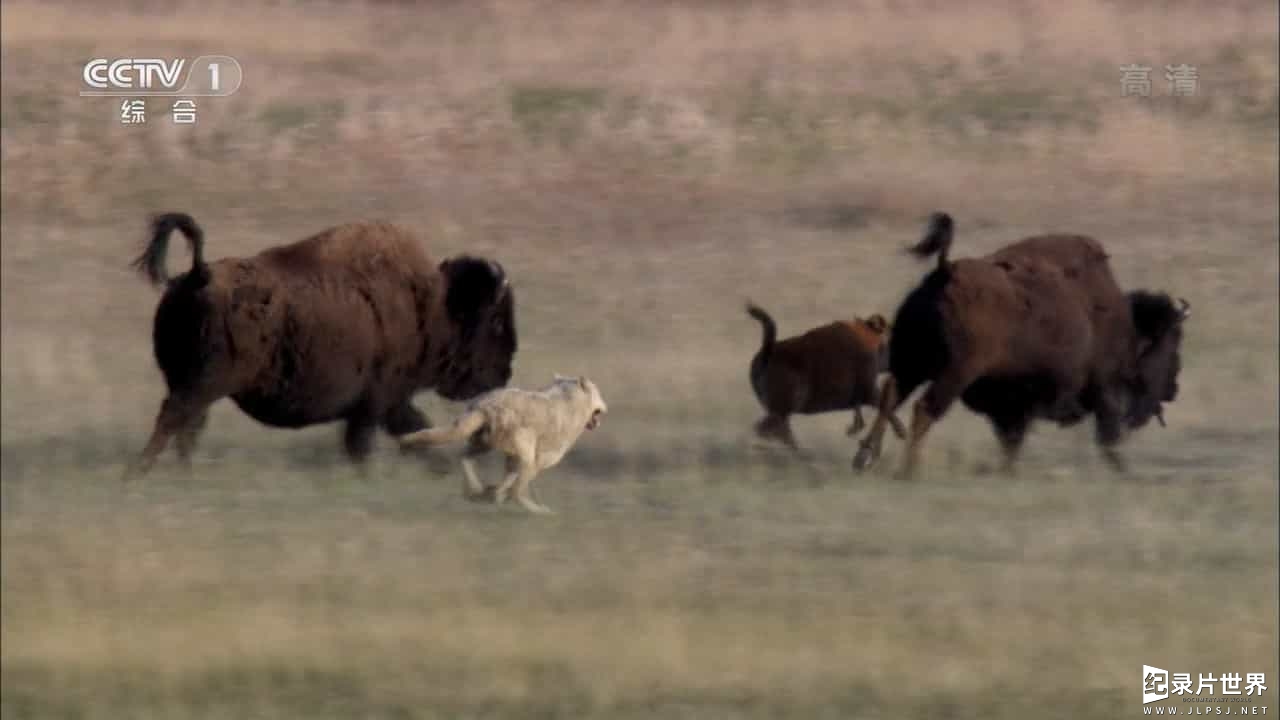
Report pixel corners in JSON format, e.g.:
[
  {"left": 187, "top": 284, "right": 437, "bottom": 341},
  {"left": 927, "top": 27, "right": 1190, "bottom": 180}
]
[{"left": 851, "top": 447, "right": 877, "bottom": 473}]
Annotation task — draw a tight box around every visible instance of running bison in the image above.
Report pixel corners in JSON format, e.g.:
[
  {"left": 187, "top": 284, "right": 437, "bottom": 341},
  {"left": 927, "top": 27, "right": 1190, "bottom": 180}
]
[
  {"left": 123, "top": 212, "right": 518, "bottom": 479},
  {"left": 852, "top": 212, "right": 1189, "bottom": 479},
  {"left": 745, "top": 302, "right": 905, "bottom": 451}
]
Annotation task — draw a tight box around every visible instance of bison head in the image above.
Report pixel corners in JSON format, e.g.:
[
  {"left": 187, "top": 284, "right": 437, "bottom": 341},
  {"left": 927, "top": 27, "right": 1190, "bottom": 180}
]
[
  {"left": 1125, "top": 291, "right": 1190, "bottom": 429},
  {"left": 435, "top": 256, "right": 518, "bottom": 401}
]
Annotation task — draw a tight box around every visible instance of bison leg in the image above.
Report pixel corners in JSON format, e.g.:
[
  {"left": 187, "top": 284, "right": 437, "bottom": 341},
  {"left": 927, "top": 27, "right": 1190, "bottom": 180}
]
[
  {"left": 775, "top": 417, "right": 800, "bottom": 452},
  {"left": 897, "top": 370, "right": 970, "bottom": 481},
  {"left": 853, "top": 376, "right": 912, "bottom": 472},
  {"left": 752, "top": 415, "right": 770, "bottom": 441},
  {"left": 1042, "top": 385, "right": 1089, "bottom": 425},
  {"left": 124, "top": 394, "right": 211, "bottom": 481},
  {"left": 173, "top": 409, "right": 210, "bottom": 470},
  {"left": 382, "top": 401, "right": 431, "bottom": 437},
  {"left": 756, "top": 373, "right": 806, "bottom": 452},
  {"left": 857, "top": 383, "right": 908, "bottom": 441},
  {"left": 898, "top": 401, "right": 934, "bottom": 481},
  {"left": 342, "top": 416, "right": 378, "bottom": 471},
  {"left": 754, "top": 414, "right": 801, "bottom": 452},
  {"left": 988, "top": 410, "right": 1032, "bottom": 476},
  {"left": 846, "top": 408, "right": 865, "bottom": 437},
  {"left": 1101, "top": 447, "right": 1128, "bottom": 474},
  {"left": 1093, "top": 394, "right": 1129, "bottom": 474}
]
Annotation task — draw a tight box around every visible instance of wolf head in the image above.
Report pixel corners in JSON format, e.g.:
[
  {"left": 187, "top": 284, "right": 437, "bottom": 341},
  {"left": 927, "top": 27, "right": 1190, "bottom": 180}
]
[{"left": 554, "top": 373, "right": 608, "bottom": 430}]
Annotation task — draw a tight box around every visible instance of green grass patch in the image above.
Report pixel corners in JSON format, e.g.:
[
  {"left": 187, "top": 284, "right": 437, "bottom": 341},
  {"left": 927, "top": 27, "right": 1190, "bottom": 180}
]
[{"left": 509, "top": 84, "right": 608, "bottom": 147}]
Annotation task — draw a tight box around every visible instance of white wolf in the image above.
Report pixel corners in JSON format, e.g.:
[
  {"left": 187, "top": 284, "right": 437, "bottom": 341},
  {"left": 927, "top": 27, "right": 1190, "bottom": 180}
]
[{"left": 399, "top": 374, "right": 607, "bottom": 514}]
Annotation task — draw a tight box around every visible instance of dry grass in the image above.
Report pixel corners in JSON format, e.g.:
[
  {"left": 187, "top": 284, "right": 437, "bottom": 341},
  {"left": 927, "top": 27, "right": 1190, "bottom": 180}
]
[{"left": 2, "top": 1, "right": 1278, "bottom": 718}]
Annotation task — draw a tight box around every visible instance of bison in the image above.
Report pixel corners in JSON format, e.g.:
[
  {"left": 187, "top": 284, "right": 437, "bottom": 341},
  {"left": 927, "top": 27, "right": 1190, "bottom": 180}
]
[
  {"left": 852, "top": 212, "right": 1189, "bottom": 479},
  {"left": 123, "top": 212, "right": 518, "bottom": 478},
  {"left": 745, "top": 302, "right": 906, "bottom": 451}
]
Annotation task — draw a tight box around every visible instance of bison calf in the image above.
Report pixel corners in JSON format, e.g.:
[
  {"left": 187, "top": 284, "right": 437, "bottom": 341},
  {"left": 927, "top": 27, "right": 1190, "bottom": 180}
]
[
  {"left": 745, "top": 302, "right": 906, "bottom": 451},
  {"left": 853, "top": 212, "right": 1189, "bottom": 479},
  {"left": 124, "top": 212, "right": 518, "bottom": 478}
]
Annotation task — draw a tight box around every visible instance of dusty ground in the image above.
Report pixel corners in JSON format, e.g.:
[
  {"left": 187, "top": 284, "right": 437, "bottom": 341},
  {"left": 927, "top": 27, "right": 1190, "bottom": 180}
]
[{"left": 2, "top": 1, "right": 1277, "bottom": 718}]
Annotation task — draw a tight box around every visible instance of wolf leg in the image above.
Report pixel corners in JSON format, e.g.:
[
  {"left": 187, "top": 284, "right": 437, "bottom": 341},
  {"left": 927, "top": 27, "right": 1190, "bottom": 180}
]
[
  {"left": 511, "top": 463, "right": 552, "bottom": 515},
  {"left": 492, "top": 453, "right": 521, "bottom": 505},
  {"left": 491, "top": 431, "right": 550, "bottom": 513},
  {"left": 507, "top": 432, "right": 553, "bottom": 514},
  {"left": 493, "top": 470, "right": 518, "bottom": 505},
  {"left": 460, "top": 457, "right": 496, "bottom": 502}
]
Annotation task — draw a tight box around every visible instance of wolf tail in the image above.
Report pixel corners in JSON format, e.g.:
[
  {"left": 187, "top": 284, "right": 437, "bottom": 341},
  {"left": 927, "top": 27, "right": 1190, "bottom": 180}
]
[{"left": 398, "top": 409, "right": 487, "bottom": 448}]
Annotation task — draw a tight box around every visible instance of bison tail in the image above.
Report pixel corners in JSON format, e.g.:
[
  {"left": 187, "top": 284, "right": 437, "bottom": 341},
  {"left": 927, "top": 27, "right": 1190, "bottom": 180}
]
[
  {"left": 907, "top": 211, "right": 955, "bottom": 271},
  {"left": 744, "top": 301, "right": 777, "bottom": 364},
  {"left": 398, "top": 410, "right": 486, "bottom": 448},
  {"left": 131, "top": 212, "right": 208, "bottom": 288}
]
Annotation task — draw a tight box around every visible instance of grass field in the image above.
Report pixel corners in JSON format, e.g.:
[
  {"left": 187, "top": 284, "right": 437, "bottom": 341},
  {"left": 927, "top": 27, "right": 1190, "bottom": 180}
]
[{"left": 2, "top": 1, "right": 1278, "bottom": 718}]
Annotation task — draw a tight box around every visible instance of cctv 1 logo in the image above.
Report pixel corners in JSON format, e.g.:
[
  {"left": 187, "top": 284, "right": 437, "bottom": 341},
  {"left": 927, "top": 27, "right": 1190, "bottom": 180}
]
[{"left": 81, "top": 56, "right": 243, "bottom": 96}]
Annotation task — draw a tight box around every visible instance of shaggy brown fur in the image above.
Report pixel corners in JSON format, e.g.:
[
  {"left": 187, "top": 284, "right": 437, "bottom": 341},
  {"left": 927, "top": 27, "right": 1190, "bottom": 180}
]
[
  {"left": 853, "top": 212, "right": 1190, "bottom": 479},
  {"left": 745, "top": 302, "right": 906, "bottom": 451},
  {"left": 123, "top": 212, "right": 518, "bottom": 478}
]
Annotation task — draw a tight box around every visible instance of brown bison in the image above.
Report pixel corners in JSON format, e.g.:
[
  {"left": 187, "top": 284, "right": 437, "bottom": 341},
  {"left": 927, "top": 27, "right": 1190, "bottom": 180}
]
[
  {"left": 852, "top": 212, "right": 1189, "bottom": 479},
  {"left": 123, "top": 212, "right": 518, "bottom": 478},
  {"left": 746, "top": 302, "right": 906, "bottom": 450}
]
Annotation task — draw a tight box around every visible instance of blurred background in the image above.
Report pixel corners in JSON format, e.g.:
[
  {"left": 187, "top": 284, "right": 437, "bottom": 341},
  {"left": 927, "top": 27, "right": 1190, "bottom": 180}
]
[{"left": 2, "top": 1, "right": 1277, "bottom": 718}]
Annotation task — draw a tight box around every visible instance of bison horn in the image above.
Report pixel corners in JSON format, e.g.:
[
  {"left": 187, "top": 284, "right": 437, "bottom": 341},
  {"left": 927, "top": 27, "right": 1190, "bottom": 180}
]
[
  {"left": 1155, "top": 406, "right": 1167, "bottom": 427},
  {"left": 1177, "top": 297, "right": 1190, "bottom": 320},
  {"left": 489, "top": 260, "right": 509, "bottom": 297}
]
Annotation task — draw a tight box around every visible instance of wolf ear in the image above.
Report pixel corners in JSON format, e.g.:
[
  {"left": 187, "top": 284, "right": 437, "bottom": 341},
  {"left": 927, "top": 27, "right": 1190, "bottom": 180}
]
[{"left": 578, "top": 375, "right": 588, "bottom": 391}]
